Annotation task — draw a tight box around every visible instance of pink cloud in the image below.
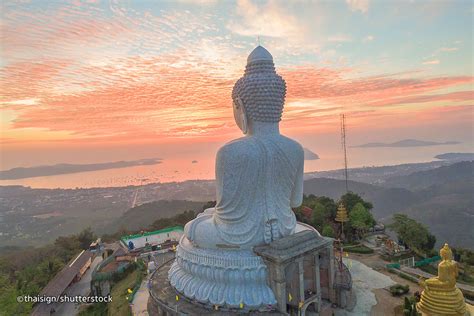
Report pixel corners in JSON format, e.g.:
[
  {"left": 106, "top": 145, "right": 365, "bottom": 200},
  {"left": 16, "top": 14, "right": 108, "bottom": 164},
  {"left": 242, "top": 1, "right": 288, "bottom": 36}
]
[
  {"left": 282, "top": 66, "right": 473, "bottom": 103},
  {"left": 2, "top": 54, "right": 472, "bottom": 145},
  {"left": 368, "top": 91, "right": 474, "bottom": 107},
  {"left": 422, "top": 60, "right": 440, "bottom": 65},
  {"left": 1, "top": 2, "right": 472, "bottom": 146}
]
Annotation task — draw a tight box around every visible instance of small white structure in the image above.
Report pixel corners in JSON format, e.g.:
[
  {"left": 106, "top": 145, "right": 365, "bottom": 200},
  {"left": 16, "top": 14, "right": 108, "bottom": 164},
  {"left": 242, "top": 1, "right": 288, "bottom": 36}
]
[
  {"left": 147, "top": 261, "right": 157, "bottom": 274},
  {"left": 121, "top": 226, "right": 183, "bottom": 250}
]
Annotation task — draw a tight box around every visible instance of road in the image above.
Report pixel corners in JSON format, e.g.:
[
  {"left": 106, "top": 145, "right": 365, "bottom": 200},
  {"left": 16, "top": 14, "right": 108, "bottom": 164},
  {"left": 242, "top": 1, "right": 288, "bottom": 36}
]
[
  {"left": 131, "top": 278, "right": 150, "bottom": 316},
  {"left": 54, "top": 255, "right": 103, "bottom": 316},
  {"left": 131, "top": 251, "right": 175, "bottom": 315},
  {"left": 131, "top": 187, "right": 139, "bottom": 208}
]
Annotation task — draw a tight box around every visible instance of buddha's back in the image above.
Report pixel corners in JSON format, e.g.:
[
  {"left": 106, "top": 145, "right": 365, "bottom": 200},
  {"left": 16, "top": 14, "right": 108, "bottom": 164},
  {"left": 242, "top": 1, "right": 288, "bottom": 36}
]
[{"left": 213, "top": 133, "right": 304, "bottom": 247}]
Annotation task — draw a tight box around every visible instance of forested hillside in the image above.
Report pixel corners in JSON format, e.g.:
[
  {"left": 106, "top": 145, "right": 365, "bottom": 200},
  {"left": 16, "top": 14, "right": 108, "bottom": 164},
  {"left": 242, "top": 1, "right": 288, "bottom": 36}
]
[
  {"left": 303, "top": 162, "right": 474, "bottom": 248},
  {"left": 106, "top": 200, "right": 207, "bottom": 233},
  {"left": 382, "top": 161, "right": 473, "bottom": 190}
]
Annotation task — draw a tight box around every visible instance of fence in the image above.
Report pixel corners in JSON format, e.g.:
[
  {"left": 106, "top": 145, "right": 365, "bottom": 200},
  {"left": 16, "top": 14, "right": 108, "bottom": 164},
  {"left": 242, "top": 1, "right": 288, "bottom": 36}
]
[
  {"left": 399, "top": 256, "right": 415, "bottom": 267},
  {"left": 414, "top": 255, "right": 441, "bottom": 267},
  {"left": 386, "top": 255, "right": 441, "bottom": 270}
]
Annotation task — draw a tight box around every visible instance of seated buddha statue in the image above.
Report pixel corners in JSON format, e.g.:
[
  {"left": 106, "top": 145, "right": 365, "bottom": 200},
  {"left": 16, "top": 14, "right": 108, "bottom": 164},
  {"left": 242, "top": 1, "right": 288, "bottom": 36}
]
[
  {"left": 417, "top": 243, "right": 468, "bottom": 315},
  {"left": 184, "top": 45, "right": 304, "bottom": 249},
  {"left": 169, "top": 46, "right": 315, "bottom": 309}
]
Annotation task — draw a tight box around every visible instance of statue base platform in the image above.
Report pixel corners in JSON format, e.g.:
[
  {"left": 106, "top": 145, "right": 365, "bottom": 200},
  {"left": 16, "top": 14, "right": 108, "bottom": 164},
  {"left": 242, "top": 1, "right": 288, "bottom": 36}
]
[
  {"left": 417, "top": 287, "right": 468, "bottom": 316},
  {"left": 149, "top": 256, "right": 284, "bottom": 315},
  {"left": 168, "top": 236, "right": 277, "bottom": 310}
]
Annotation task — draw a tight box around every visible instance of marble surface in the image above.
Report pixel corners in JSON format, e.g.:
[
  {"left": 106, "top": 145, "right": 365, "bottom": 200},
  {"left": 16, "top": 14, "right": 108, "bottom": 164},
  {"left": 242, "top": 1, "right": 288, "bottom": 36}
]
[
  {"left": 169, "top": 236, "right": 277, "bottom": 308},
  {"left": 150, "top": 255, "right": 285, "bottom": 315},
  {"left": 169, "top": 45, "right": 310, "bottom": 310}
]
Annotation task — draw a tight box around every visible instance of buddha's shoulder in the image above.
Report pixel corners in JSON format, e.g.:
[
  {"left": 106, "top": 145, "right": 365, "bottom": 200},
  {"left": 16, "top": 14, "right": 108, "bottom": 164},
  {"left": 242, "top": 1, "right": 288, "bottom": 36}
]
[
  {"left": 278, "top": 135, "right": 304, "bottom": 154},
  {"left": 218, "top": 137, "right": 258, "bottom": 159},
  {"left": 218, "top": 136, "right": 303, "bottom": 158}
]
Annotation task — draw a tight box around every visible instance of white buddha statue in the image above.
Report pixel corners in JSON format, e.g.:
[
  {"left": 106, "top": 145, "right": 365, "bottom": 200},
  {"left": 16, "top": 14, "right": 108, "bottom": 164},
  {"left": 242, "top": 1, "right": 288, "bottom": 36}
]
[
  {"left": 169, "top": 46, "right": 313, "bottom": 309},
  {"left": 184, "top": 46, "right": 304, "bottom": 249}
]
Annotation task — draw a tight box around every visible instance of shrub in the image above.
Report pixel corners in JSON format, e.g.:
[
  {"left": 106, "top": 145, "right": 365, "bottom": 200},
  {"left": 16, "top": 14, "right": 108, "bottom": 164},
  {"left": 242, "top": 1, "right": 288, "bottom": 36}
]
[
  {"left": 322, "top": 225, "right": 335, "bottom": 238},
  {"left": 390, "top": 284, "right": 409, "bottom": 296},
  {"left": 343, "top": 245, "right": 374, "bottom": 254},
  {"left": 403, "top": 296, "right": 421, "bottom": 316},
  {"left": 399, "top": 272, "right": 417, "bottom": 282}
]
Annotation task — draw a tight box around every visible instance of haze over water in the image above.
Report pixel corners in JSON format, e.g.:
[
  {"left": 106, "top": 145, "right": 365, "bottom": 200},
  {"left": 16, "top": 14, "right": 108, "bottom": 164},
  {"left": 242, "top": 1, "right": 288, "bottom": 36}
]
[{"left": 1, "top": 142, "right": 470, "bottom": 189}]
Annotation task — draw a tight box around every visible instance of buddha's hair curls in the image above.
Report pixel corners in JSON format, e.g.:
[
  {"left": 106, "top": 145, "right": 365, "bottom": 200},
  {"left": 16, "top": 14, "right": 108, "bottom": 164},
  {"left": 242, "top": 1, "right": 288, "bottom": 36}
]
[{"left": 232, "top": 59, "right": 286, "bottom": 123}]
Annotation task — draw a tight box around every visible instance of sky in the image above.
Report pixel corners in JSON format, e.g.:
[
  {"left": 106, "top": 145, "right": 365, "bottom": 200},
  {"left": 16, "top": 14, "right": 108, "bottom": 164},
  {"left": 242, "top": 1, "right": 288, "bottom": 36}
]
[{"left": 1, "top": 0, "right": 473, "bottom": 171}]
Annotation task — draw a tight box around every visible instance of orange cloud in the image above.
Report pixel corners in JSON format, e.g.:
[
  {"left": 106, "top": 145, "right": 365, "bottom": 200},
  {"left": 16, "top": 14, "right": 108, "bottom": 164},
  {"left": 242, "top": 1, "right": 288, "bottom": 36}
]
[
  {"left": 1, "top": 2, "right": 472, "bottom": 146},
  {"left": 2, "top": 54, "right": 472, "bottom": 146}
]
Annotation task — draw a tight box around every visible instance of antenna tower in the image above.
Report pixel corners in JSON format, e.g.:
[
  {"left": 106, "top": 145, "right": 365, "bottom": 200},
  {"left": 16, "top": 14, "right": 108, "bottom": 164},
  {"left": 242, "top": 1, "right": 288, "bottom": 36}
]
[{"left": 340, "top": 114, "right": 349, "bottom": 192}]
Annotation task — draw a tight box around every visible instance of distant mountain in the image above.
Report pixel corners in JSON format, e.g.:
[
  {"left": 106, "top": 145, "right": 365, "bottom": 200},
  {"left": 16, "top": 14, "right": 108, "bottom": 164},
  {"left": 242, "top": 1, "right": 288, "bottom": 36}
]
[
  {"left": 435, "top": 152, "right": 474, "bottom": 162},
  {"left": 396, "top": 174, "right": 474, "bottom": 249},
  {"left": 379, "top": 162, "right": 474, "bottom": 247},
  {"left": 303, "top": 148, "right": 319, "bottom": 160},
  {"left": 0, "top": 158, "right": 162, "bottom": 180},
  {"left": 304, "top": 161, "right": 449, "bottom": 184},
  {"left": 382, "top": 161, "right": 473, "bottom": 190},
  {"left": 353, "top": 139, "right": 460, "bottom": 148}
]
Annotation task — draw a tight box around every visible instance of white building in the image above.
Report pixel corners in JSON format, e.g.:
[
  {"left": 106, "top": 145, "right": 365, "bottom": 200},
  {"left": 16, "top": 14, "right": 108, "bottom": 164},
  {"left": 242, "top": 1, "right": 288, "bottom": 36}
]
[{"left": 121, "top": 226, "right": 183, "bottom": 249}]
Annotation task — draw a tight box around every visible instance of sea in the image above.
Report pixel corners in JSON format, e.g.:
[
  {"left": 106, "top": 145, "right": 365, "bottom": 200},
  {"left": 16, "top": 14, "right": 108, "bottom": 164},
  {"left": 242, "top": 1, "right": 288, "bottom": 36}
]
[{"left": 0, "top": 143, "right": 471, "bottom": 189}]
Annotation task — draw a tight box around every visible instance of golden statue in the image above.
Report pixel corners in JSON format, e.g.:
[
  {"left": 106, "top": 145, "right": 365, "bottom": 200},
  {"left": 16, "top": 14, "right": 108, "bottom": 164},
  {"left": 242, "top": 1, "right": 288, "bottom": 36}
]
[{"left": 417, "top": 243, "right": 468, "bottom": 315}]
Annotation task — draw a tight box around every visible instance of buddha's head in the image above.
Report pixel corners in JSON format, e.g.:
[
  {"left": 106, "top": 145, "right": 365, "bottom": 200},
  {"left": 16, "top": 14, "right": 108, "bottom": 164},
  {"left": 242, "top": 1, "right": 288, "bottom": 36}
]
[
  {"left": 440, "top": 243, "right": 453, "bottom": 260},
  {"left": 232, "top": 46, "right": 286, "bottom": 134}
]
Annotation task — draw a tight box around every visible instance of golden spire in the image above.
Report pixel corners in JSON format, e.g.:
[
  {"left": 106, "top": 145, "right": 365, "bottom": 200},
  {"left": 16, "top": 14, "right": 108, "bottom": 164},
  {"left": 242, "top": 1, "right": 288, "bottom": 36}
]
[{"left": 335, "top": 203, "right": 348, "bottom": 223}]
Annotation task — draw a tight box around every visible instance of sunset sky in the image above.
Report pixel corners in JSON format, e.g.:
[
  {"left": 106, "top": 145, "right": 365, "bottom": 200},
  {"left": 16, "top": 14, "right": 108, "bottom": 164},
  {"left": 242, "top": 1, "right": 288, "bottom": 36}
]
[{"left": 1, "top": 0, "right": 473, "bottom": 171}]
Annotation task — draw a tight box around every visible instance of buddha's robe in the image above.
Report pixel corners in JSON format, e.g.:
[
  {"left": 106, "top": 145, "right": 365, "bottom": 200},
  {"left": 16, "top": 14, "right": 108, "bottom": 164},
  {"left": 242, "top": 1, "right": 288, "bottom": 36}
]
[
  {"left": 186, "top": 134, "right": 304, "bottom": 248},
  {"left": 424, "top": 259, "right": 458, "bottom": 290}
]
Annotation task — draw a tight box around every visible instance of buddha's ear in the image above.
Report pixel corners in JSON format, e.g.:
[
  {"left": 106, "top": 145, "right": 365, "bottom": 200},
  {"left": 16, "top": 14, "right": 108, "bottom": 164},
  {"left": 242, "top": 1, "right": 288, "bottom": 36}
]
[
  {"left": 238, "top": 98, "right": 248, "bottom": 134},
  {"left": 233, "top": 97, "right": 248, "bottom": 134}
]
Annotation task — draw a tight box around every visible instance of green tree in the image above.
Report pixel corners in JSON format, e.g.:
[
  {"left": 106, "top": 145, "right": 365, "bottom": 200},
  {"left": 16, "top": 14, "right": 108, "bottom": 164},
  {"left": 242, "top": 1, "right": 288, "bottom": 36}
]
[
  {"left": 77, "top": 227, "right": 97, "bottom": 250},
  {"left": 54, "top": 236, "right": 81, "bottom": 259},
  {"left": 340, "top": 192, "right": 373, "bottom": 213},
  {"left": 423, "top": 234, "right": 437, "bottom": 254},
  {"left": 295, "top": 195, "right": 337, "bottom": 224},
  {"left": 349, "top": 203, "right": 376, "bottom": 239},
  {"left": 314, "top": 196, "right": 338, "bottom": 218},
  {"left": 389, "top": 214, "right": 435, "bottom": 254},
  {"left": 311, "top": 202, "right": 326, "bottom": 230},
  {"left": 322, "top": 225, "right": 335, "bottom": 238}
]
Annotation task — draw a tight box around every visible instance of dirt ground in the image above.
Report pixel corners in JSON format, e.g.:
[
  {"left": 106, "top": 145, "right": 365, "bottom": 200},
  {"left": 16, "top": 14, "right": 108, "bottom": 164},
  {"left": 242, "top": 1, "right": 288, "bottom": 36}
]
[{"left": 347, "top": 253, "right": 422, "bottom": 316}]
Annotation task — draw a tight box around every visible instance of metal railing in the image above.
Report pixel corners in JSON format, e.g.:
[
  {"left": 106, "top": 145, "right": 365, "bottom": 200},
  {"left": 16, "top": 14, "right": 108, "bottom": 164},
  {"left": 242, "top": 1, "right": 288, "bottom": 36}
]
[{"left": 333, "top": 258, "right": 352, "bottom": 290}]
